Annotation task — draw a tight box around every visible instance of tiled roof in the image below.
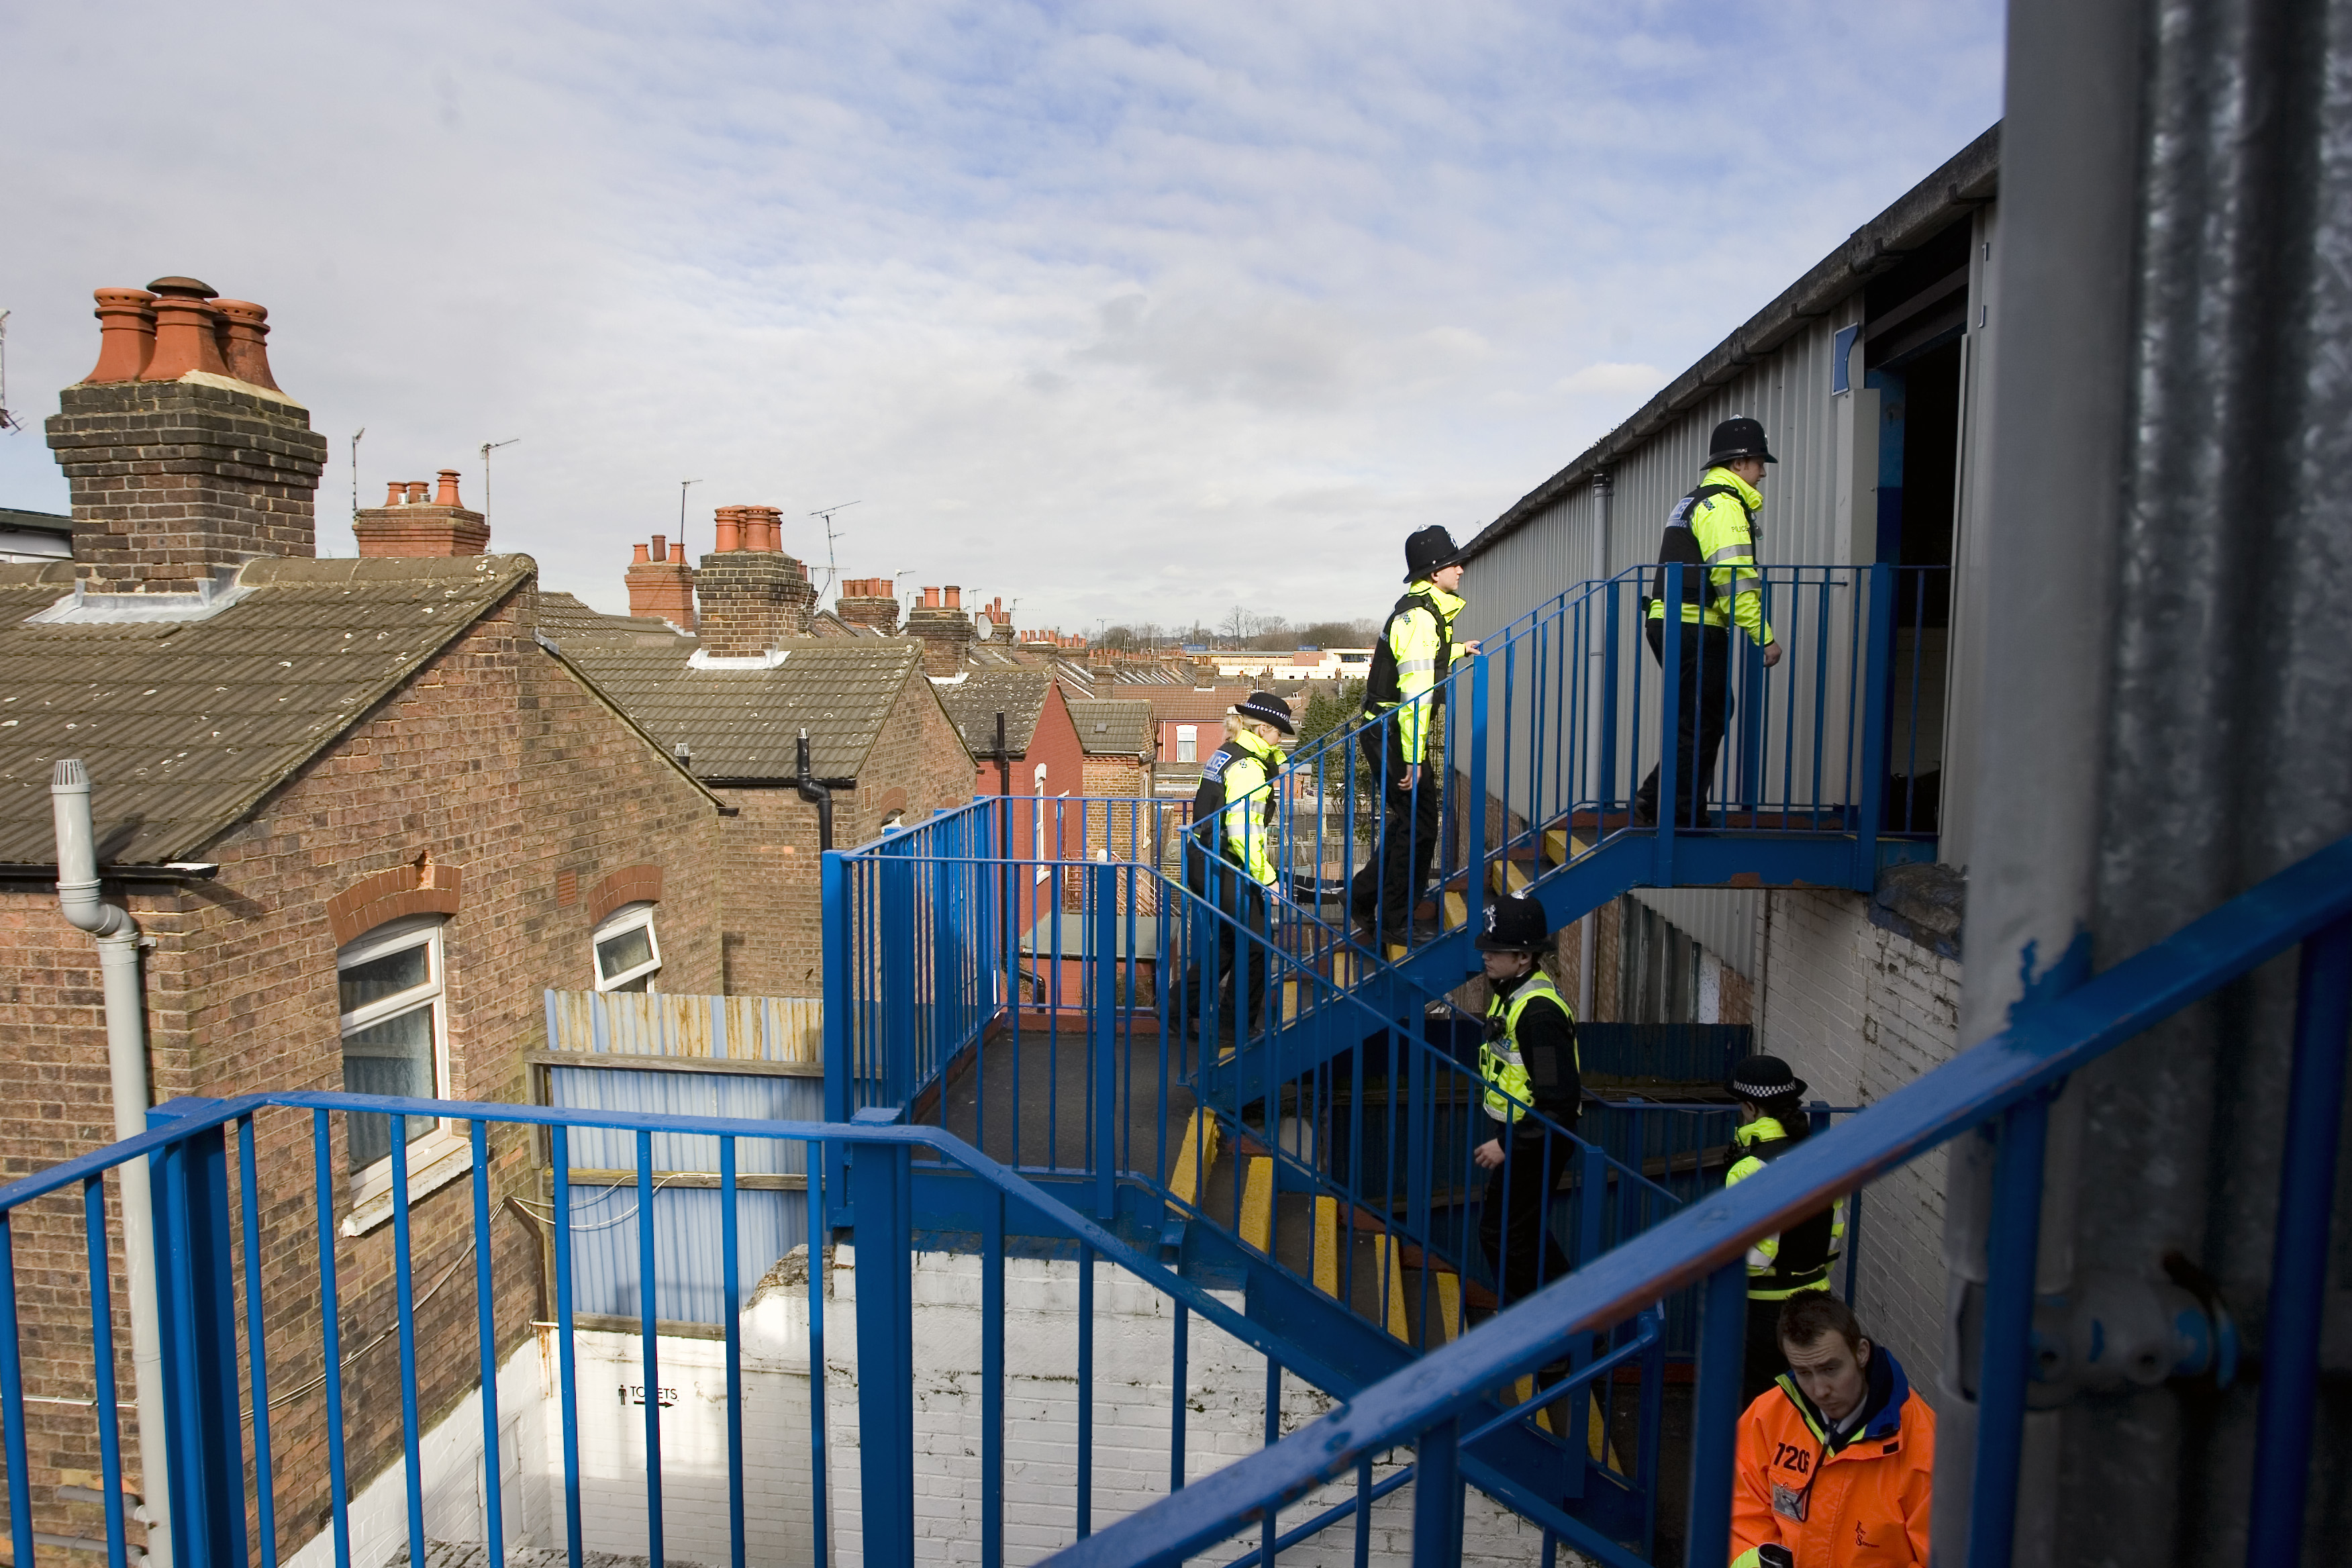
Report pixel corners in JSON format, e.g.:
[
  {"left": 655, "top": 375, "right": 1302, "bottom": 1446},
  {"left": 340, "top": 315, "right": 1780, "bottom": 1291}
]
[
  {"left": 0, "top": 554, "right": 534, "bottom": 866},
  {"left": 555, "top": 636, "right": 930, "bottom": 781},
  {"left": 1145, "top": 686, "right": 1257, "bottom": 725},
  {"left": 930, "top": 670, "right": 1054, "bottom": 757},
  {"left": 536, "top": 591, "right": 685, "bottom": 642},
  {"left": 1069, "top": 699, "right": 1154, "bottom": 758}
]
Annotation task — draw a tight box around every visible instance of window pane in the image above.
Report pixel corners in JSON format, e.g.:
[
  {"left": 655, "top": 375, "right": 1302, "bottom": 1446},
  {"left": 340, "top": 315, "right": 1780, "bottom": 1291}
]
[
  {"left": 340, "top": 942, "right": 430, "bottom": 1014},
  {"left": 596, "top": 924, "right": 654, "bottom": 980},
  {"left": 344, "top": 1003, "right": 437, "bottom": 1171}
]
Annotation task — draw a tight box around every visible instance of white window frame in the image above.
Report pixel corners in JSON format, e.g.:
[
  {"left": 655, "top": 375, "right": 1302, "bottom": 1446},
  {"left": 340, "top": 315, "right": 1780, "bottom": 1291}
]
[
  {"left": 1176, "top": 725, "right": 1197, "bottom": 763},
  {"left": 337, "top": 914, "right": 460, "bottom": 1214},
  {"left": 592, "top": 901, "right": 664, "bottom": 992}
]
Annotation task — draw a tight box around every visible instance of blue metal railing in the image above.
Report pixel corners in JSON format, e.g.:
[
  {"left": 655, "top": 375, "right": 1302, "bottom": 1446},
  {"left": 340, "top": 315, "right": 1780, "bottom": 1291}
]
[
  {"left": 0, "top": 1090, "right": 1424, "bottom": 1568},
  {"left": 1042, "top": 834, "right": 2352, "bottom": 1568},
  {"left": 1272, "top": 562, "right": 1944, "bottom": 963}
]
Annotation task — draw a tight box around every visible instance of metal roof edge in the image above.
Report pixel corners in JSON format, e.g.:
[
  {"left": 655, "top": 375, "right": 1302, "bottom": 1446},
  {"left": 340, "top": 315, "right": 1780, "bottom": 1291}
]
[{"left": 1461, "top": 121, "right": 2001, "bottom": 563}]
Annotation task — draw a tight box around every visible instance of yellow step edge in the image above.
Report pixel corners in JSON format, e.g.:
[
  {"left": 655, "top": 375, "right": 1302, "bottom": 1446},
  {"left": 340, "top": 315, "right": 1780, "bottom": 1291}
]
[
  {"left": 1240, "top": 1157, "right": 1275, "bottom": 1253},
  {"left": 1383, "top": 1236, "right": 1409, "bottom": 1342},
  {"left": 1433, "top": 1271, "right": 1461, "bottom": 1344},
  {"left": 1167, "top": 1110, "right": 1220, "bottom": 1208},
  {"left": 1442, "top": 891, "right": 1468, "bottom": 932},
  {"left": 1312, "top": 1197, "right": 1339, "bottom": 1299},
  {"left": 1489, "top": 860, "right": 1530, "bottom": 896}
]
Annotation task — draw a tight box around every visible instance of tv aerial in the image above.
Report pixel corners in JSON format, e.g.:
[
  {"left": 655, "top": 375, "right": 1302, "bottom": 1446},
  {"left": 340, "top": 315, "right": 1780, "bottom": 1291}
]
[
  {"left": 808, "top": 500, "right": 860, "bottom": 598},
  {"left": 0, "top": 313, "right": 22, "bottom": 433}
]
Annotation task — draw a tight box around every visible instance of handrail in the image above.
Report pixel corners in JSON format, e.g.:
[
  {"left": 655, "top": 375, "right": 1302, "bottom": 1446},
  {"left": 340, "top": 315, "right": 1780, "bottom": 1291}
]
[
  {"left": 0, "top": 1087, "right": 1355, "bottom": 1398},
  {"left": 1043, "top": 832, "right": 2352, "bottom": 1568}
]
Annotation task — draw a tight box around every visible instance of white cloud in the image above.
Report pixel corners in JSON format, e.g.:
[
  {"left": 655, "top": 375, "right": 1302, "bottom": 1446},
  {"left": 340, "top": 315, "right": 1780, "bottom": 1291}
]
[{"left": 0, "top": 0, "right": 2003, "bottom": 632}]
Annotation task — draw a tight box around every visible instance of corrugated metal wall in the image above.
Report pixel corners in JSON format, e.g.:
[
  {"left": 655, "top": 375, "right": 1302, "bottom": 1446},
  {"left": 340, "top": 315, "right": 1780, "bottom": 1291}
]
[{"left": 540, "top": 996, "right": 824, "bottom": 1323}]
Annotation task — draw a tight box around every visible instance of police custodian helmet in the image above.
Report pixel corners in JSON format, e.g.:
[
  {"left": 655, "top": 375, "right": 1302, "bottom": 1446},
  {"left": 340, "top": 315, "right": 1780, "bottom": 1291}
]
[
  {"left": 1706, "top": 415, "right": 1778, "bottom": 466},
  {"left": 1475, "top": 892, "right": 1550, "bottom": 952}
]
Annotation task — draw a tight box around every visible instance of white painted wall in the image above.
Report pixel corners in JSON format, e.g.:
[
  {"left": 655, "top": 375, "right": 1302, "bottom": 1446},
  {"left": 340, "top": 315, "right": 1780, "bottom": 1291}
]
[
  {"left": 275, "top": 1245, "right": 1579, "bottom": 1568},
  {"left": 819, "top": 1246, "right": 1569, "bottom": 1568},
  {"left": 1753, "top": 887, "right": 1965, "bottom": 1394}
]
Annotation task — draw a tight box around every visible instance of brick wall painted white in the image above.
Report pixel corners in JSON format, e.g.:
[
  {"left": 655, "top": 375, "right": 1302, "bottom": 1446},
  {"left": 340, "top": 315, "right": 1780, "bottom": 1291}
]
[
  {"left": 1753, "top": 888, "right": 1963, "bottom": 1398},
  {"left": 821, "top": 1246, "right": 1574, "bottom": 1568}
]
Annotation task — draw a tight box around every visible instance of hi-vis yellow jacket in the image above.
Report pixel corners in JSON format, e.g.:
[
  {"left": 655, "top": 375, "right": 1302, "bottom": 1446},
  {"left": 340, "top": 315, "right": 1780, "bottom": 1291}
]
[
  {"left": 1191, "top": 728, "right": 1284, "bottom": 887},
  {"left": 1479, "top": 971, "right": 1577, "bottom": 1128},
  {"left": 1648, "top": 466, "right": 1775, "bottom": 645},
  {"left": 1725, "top": 1116, "right": 1846, "bottom": 1300},
  {"left": 1363, "top": 581, "right": 1465, "bottom": 767}
]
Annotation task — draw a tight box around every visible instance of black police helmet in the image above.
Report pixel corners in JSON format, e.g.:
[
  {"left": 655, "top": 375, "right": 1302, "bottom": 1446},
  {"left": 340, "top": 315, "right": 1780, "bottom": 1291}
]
[
  {"left": 1474, "top": 892, "right": 1549, "bottom": 953},
  {"left": 1706, "top": 415, "right": 1777, "bottom": 467},
  {"left": 1233, "top": 690, "right": 1295, "bottom": 736},
  {"left": 1727, "top": 1053, "right": 1808, "bottom": 1104},
  {"left": 1404, "top": 524, "right": 1466, "bottom": 583}
]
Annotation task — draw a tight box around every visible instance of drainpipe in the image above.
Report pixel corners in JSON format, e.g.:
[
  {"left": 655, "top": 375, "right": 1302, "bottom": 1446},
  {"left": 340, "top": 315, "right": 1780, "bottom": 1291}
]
[
  {"left": 994, "top": 710, "right": 1010, "bottom": 797},
  {"left": 795, "top": 730, "right": 834, "bottom": 851},
  {"left": 50, "top": 760, "right": 172, "bottom": 1568}
]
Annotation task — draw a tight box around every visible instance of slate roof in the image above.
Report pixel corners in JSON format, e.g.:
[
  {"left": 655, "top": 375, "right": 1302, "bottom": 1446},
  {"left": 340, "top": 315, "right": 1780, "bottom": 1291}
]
[
  {"left": 554, "top": 636, "right": 932, "bottom": 781},
  {"left": 0, "top": 554, "right": 534, "bottom": 866},
  {"left": 929, "top": 670, "right": 1054, "bottom": 759},
  {"left": 1145, "top": 687, "right": 1257, "bottom": 726},
  {"left": 1069, "top": 699, "right": 1154, "bottom": 758}
]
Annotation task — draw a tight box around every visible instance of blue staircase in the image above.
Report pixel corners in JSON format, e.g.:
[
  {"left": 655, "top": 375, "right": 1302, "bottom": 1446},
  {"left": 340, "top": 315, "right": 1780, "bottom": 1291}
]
[{"left": 818, "top": 560, "right": 1949, "bottom": 1561}]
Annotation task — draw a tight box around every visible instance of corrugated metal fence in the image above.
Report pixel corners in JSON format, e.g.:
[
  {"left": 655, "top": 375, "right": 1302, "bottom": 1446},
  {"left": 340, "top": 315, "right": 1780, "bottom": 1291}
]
[{"left": 538, "top": 990, "right": 824, "bottom": 1323}]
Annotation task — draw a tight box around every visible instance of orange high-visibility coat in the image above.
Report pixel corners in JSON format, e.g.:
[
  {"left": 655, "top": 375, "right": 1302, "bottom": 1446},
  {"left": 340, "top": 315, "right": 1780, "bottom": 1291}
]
[{"left": 1730, "top": 1345, "right": 1934, "bottom": 1567}]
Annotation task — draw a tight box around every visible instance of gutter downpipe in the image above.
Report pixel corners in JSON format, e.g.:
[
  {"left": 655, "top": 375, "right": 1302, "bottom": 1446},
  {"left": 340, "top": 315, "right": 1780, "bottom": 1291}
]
[
  {"left": 1580, "top": 472, "right": 1611, "bottom": 1022},
  {"left": 795, "top": 730, "right": 834, "bottom": 851},
  {"left": 50, "top": 760, "right": 173, "bottom": 1568}
]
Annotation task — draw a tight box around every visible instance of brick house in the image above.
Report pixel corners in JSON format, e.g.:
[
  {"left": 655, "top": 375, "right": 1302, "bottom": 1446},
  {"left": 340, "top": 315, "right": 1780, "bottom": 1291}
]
[
  {"left": 1144, "top": 686, "right": 1257, "bottom": 795},
  {"left": 544, "top": 583, "right": 975, "bottom": 995},
  {"left": 0, "top": 278, "right": 738, "bottom": 1562}
]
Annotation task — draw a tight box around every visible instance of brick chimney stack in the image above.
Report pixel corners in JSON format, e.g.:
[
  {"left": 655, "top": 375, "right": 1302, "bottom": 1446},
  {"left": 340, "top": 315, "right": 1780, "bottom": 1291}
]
[
  {"left": 351, "top": 469, "right": 491, "bottom": 556},
  {"left": 980, "top": 595, "right": 1016, "bottom": 642},
  {"left": 48, "top": 275, "right": 326, "bottom": 592},
  {"left": 834, "top": 576, "right": 901, "bottom": 633},
  {"left": 695, "top": 502, "right": 818, "bottom": 656},
  {"left": 905, "top": 583, "right": 976, "bottom": 675},
  {"left": 626, "top": 533, "right": 697, "bottom": 629}
]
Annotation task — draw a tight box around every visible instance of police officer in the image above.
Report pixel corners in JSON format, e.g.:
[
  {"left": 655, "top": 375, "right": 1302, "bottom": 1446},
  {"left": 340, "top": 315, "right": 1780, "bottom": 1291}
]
[
  {"left": 1353, "top": 525, "right": 1479, "bottom": 945},
  {"left": 1724, "top": 1055, "right": 1845, "bottom": 1405},
  {"left": 1635, "top": 417, "right": 1783, "bottom": 829},
  {"left": 1471, "top": 893, "right": 1581, "bottom": 1308},
  {"left": 1176, "top": 691, "right": 1294, "bottom": 1044}
]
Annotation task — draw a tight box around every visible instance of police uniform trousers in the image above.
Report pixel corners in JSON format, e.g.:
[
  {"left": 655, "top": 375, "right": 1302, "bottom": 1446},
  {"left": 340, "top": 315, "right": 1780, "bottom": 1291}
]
[
  {"left": 1634, "top": 620, "right": 1734, "bottom": 829},
  {"left": 1355, "top": 724, "right": 1442, "bottom": 932},
  {"left": 1177, "top": 851, "right": 1268, "bottom": 1044},
  {"left": 1479, "top": 1126, "right": 1575, "bottom": 1310}
]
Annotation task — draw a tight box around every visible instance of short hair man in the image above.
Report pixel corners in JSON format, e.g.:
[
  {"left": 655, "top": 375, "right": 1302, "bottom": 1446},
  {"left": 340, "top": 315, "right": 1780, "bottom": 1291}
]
[{"left": 1731, "top": 1295, "right": 1934, "bottom": 1568}]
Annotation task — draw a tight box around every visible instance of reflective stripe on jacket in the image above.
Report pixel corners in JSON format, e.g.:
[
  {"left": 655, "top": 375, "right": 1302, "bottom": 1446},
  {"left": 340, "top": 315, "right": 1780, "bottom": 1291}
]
[
  {"left": 1189, "top": 730, "right": 1283, "bottom": 886},
  {"left": 1730, "top": 1346, "right": 1934, "bottom": 1567},
  {"left": 1648, "top": 466, "right": 1773, "bottom": 644},
  {"left": 1724, "top": 1116, "right": 1845, "bottom": 1299},
  {"left": 1480, "top": 971, "right": 1575, "bottom": 1126},
  {"left": 1362, "top": 581, "right": 1465, "bottom": 766}
]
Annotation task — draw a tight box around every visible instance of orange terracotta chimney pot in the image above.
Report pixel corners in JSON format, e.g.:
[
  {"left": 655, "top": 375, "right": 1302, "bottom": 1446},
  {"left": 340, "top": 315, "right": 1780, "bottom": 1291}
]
[
  {"left": 210, "top": 299, "right": 281, "bottom": 392},
  {"left": 633, "top": 542, "right": 652, "bottom": 564},
  {"left": 385, "top": 481, "right": 407, "bottom": 506},
  {"left": 713, "top": 507, "right": 743, "bottom": 553},
  {"left": 405, "top": 481, "right": 428, "bottom": 503},
  {"left": 944, "top": 586, "right": 962, "bottom": 609},
  {"left": 142, "top": 277, "right": 228, "bottom": 381},
  {"left": 650, "top": 534, "right": 668, "bottom": 562},
  {"left": 435, "top": 469, "right": 464, "bottom": 507},
  {"left": 921, "top": 587, "right": 941, "bottom": 609},
  {"left": 85, "top": 289, "right": 158, "bottom": 383}
]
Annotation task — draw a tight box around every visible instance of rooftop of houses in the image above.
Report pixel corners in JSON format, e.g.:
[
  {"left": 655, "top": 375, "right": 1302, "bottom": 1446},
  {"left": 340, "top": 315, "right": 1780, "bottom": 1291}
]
[
  {"left": 929, "top": 669, "right": 1055, "bottom": 757},
  {"left": 0, "top": 554, "right": 538, "bottom": 865},
  {"left": 1068, "top": 699, "right": 1155, "bottom": 758}
]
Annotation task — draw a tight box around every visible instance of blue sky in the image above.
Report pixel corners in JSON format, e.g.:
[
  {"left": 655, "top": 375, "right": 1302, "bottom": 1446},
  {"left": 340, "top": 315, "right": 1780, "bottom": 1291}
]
[{"left": 1, "top": 2, "right": 2004, "bottom": 632}]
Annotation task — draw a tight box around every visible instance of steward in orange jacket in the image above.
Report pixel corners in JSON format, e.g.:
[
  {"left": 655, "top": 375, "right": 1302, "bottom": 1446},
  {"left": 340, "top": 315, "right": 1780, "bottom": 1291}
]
[{"left": 1731, "top": 1296, "right": 1933, "bottom": 1567}]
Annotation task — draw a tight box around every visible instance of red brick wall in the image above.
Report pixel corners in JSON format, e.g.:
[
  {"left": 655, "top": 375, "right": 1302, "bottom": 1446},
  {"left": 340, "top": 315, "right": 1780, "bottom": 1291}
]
[
  {"left": 711, "top": 667, "right": 975, "bottom": 997},
  {"left": 0, "top": 582, "right": 729, "bottom": 1561}
]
